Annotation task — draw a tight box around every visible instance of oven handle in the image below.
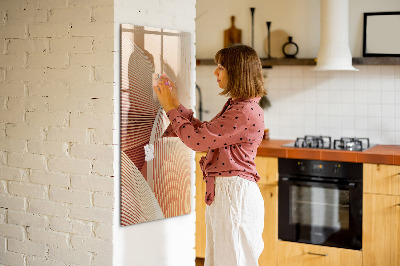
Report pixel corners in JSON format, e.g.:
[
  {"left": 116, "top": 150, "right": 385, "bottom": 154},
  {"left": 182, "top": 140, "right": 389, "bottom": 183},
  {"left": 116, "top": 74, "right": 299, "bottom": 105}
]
[{"left": 280, "top": 177, "right": 357, "bottom": 189}]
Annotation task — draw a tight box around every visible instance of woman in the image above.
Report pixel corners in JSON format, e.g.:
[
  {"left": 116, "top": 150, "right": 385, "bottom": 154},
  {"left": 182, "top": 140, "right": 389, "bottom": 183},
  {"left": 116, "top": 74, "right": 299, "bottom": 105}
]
[{"left": 154, "top": 44, "right": 266, "bottom": 266}]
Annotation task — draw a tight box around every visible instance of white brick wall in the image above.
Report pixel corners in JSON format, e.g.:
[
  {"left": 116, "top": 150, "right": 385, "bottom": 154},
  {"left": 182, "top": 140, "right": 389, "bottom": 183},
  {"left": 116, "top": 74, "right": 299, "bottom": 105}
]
[{"left": 0, "top": 0, "right": 114, "bottom": 265}]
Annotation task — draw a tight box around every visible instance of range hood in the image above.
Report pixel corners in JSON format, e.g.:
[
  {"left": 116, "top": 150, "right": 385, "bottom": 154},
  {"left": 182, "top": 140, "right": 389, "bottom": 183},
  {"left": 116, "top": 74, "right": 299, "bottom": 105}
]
[{"left": 314, "top": 0, "right": 358, "bottom": 71}]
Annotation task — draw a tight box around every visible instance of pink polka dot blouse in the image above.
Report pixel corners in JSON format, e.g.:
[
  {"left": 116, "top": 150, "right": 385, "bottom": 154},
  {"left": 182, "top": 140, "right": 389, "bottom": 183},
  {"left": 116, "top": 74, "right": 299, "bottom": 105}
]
[{"left": 163, "top": 97, "right": 265, "bottom": 205}]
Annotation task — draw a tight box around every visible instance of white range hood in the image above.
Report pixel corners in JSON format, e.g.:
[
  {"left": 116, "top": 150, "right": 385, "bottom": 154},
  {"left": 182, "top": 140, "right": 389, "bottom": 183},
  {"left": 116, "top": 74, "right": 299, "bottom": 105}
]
[{"left": 314, "top": 0, "right": 358, "bottom": 71}]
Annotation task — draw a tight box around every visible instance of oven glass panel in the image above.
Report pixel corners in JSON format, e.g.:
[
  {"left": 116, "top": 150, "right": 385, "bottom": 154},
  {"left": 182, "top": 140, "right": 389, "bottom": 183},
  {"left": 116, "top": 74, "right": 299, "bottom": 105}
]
[{"left": 290, "top": 185, "right": 350, "bottom": 243}]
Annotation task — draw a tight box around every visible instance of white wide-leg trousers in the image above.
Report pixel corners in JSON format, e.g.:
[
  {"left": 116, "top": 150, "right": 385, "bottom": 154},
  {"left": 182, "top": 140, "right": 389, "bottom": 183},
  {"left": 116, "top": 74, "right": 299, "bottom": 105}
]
[{"left": 205, "top": 176, "right": 264, "bottom": 266}]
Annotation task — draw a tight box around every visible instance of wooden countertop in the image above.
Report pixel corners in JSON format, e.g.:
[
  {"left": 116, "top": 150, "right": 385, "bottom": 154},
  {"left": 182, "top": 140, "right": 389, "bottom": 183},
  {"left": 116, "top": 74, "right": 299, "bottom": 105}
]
[{"left": 257, "top": 139, "right": 400, "bottom": 165}]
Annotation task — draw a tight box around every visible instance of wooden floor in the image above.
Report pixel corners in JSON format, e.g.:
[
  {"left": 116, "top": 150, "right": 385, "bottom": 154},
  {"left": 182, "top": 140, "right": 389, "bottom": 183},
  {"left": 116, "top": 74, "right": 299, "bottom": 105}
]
[{"left": 195, "top": 257, "right": 204, "bottom": 266}]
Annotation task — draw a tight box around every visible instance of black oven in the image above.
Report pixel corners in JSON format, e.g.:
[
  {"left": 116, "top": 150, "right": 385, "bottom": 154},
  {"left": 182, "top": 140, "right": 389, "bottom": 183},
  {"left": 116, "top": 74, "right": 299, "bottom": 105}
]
[{"left": 278, "top": 158, "right": 363, "bottom": 250}]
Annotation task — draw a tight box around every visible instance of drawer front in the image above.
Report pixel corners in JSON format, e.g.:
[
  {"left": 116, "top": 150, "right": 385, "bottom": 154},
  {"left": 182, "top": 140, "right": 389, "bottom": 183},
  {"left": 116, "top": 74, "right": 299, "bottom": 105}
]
[
  {"left": 255, "top": 156, "right": 278, "bottom": 186},
  {"left": 364, "top": 164, "right": 400, "bottom": 196},
  {"left": 277, "top": 241, "right": 362, "bottom": 266}
]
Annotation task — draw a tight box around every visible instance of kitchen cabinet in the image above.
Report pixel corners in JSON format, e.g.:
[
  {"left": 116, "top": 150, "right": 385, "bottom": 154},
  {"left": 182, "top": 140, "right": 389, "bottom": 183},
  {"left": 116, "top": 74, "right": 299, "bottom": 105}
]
[
  {"left": 363, "top": 164, "right": 400, "bottom": 266},
  {"left": 363, "top": 163, "right": 400, "bottom": 196},
  {"left": 276, "top": 241, "right": 362, "bottom": 266},
  {"left": 259, "top": 184, "right": 278, "bottom": 266},
  {"left": 256, "top": 157, "right": 278, "bottom": 266},
  {"left": 195, "top": 152, "right": 207, "bottom": 258},
  {"left": 195, "top": 154, "right": 279, "bottom": 266}
]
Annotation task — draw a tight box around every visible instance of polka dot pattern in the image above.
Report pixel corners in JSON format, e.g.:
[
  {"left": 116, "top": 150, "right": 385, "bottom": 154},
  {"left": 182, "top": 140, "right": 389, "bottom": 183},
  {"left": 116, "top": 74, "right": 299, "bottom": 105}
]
[{"left": 164, "top": 97, "right": 265, "bottom": 205}]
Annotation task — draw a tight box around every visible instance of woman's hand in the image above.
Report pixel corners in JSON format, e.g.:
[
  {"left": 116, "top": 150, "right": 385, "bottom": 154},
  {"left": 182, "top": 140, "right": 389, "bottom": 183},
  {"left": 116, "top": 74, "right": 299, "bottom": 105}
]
[
  {"left": 160, "top": 74, "right": 180, "bottom": 108},
  {"left": 153, "top": 76, "right": 176, "bottom": 113}
]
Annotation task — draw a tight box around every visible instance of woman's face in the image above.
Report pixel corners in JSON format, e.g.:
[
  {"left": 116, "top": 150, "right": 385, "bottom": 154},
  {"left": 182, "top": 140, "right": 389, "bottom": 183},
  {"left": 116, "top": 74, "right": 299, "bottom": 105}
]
[{"left": 214, "top": 64, "right": 228, "bottom": 89}]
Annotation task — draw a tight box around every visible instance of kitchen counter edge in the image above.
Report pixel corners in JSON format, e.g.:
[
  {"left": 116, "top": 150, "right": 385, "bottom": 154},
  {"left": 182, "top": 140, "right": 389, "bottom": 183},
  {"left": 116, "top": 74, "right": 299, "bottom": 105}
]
[{"left": 256, "top": 139, "right": 400, "bottom": 165}]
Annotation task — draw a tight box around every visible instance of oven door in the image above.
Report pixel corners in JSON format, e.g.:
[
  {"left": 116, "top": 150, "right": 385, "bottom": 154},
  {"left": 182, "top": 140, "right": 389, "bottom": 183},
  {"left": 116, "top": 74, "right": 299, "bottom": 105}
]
[{"left": 278, "top": 176, "right": 362, "bottom": 250}]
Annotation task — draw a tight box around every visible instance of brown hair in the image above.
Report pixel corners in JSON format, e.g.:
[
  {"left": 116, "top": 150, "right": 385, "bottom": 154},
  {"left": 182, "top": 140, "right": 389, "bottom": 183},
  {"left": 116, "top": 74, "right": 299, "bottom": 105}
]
[{"left": 214, "top": 44, "right": 266, "bottom": 99}]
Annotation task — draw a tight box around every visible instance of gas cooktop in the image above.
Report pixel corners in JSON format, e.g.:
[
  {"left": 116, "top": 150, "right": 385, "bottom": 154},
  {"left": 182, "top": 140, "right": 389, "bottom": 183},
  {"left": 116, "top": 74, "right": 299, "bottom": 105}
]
[{"left": 282, "top": 135, "right": 375, "bottom": 151}]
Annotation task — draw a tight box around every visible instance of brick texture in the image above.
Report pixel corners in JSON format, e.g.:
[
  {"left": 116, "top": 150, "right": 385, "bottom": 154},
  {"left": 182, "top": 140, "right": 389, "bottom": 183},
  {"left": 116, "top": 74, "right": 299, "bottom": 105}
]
[{"left": 0, "top": 0, "right": 114, "bottom": 264}]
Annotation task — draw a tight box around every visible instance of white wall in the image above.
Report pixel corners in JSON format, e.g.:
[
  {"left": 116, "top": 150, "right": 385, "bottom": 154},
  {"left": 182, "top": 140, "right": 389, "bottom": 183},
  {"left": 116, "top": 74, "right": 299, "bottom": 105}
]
[
  {"left": 196, "top": 0, "right": 400, "bottom": 58},
  {"left": 113, "top": 1, "right": 197, "bottom": 266},
  {"left": 196, "top": 0, "right": 400, "bottom": 145},
  {"left": 0, "top": 0, "right": 115, "bottom": 265}
]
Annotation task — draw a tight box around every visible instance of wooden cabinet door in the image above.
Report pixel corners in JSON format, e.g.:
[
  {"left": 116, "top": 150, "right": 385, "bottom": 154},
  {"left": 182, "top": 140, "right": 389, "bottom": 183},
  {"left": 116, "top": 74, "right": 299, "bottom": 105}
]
[
  {"left": 277, "top": 241, "right": 362, "bottom": 266},
  {"left": 255, "top": 156, "right": 278, "bottom": 186},
  {"left": 363, "top": 193, "right": 400, "bottom": 266},
  {"left": 364, "top": 164, "right": 400, "bottom": 196},
  {"left": 259, "top": 185, "right": 278, "bottom": 266},
  {"left": 195, "top": 152, "right": 207, "bottom": 258}
]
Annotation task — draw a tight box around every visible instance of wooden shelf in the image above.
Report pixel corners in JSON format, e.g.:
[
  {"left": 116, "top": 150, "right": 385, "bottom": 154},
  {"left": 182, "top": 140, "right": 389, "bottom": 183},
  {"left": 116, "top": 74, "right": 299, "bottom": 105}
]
[{"left": 196, "top": 57, "right": 400, "bottom": 67}]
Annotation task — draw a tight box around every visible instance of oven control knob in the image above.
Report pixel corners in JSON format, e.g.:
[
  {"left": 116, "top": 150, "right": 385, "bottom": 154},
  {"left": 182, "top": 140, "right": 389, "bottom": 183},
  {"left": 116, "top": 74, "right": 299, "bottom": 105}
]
[{"left": 334, "top": 164, "right": 341, "bottom": 174}]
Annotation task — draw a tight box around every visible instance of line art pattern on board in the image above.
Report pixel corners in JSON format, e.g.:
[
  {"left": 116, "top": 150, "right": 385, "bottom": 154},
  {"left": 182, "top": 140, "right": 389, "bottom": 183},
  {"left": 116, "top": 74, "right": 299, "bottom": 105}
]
[{"left": 120, "top": 24, "right": 192, "bottom": 226}]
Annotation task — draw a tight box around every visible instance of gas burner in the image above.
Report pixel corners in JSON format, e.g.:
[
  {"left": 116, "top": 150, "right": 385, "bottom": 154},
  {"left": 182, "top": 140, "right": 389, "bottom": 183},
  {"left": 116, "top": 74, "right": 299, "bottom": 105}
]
[
  {"left": 295, "top": 135, "right": 332, "bottom": 149},
  {"left": 333, "top": 137, "right": 370, "bottom": 151},
  {"left": 283, "top": 136, "right": 372, "bottom": 151}
]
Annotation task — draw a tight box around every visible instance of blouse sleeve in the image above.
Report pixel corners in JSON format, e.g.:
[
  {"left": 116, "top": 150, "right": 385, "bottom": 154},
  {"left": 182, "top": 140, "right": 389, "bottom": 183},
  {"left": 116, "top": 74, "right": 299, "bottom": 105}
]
[
  {"left": 162, "top": 104, "right": 202, "bottom": 137},
  {"left": 165, "top": 106, "right": 249, "bottom": 152}
]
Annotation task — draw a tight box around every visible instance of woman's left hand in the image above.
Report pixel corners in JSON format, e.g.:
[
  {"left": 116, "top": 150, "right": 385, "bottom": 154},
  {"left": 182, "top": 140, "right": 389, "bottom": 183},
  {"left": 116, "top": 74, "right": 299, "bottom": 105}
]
[{"left": 153, "top": 76, "right": 175, "bottom": 113}]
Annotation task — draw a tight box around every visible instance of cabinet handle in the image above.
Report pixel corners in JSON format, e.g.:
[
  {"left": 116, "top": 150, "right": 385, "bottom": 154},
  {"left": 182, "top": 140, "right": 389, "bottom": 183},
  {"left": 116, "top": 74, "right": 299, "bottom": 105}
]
[
  {"left": 397, "top": 204, "right": 400, "bottom": 207},
  {"left": 307, "top": 252, "right": 328, "bottom": 256}
]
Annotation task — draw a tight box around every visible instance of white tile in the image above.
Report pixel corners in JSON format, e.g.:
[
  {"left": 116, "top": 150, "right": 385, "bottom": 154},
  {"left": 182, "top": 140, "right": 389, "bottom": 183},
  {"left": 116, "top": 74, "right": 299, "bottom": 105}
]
[
  {"left": 303, "top": 67, "right": 316, "bottom": 78},
  {"left": 355, "top": 104, "right": 368, "bottom": 116},
  {"left": 367, "top": 65, "right": 381, "bottom": 76},
  {"left": 381, "top": 131, "right": 396, "bottom": 145},
  {"left": 367, "top": 76, "right": 381, "bottom": 91},
  {"left": 381, "top": 66, "right": 395, "bottom": 77},
  {"left": 367, "top": 130, "right": 382, "bottom": 144},
  {"left": 328, "top": 76, "right": 341, "bottom": 90},
  {"left": 395, "top": 118, "right": 400, "bottom": 131},
  {"left": 315, "top": 77, "right": 329, "bottom": 90},
  {"left": 292, "top": 102, "right": 305, "bottom": 113},
  {"left": 381, "top": 91, "right": 395, "bottom": 104},
  {"left": 316, "top": 103, "right": 329, "bottom": 115},
  {"left": 328, "top": 88, "right": 341, "bottom": 103},
  {"left": 291, "top": 77, "right": 304, "bottom": 90},
  {"left": 329, "top": 116, "right": 342, "bottom": 129},
  {"left": 279, "top": 114, "right": 292, "bottom": 127},
  {"left": 381, "top": 78, "right": 395, "bottom": 91},
  {"left": 395, "top": 131, "right": 400, "bottom": 144},
  {"left": 341, "top": 128, "right": 355, "bottom": 137},
  {"left": 303, "top": 88, "right": 316, "bottom": 103},
  {"left": 355, "top": 128, "right": 368, "bottom": 138},
  {"left": 291, "top": 67, "right": 303, "bottom": 78},
  {"left": 316, "top": 115, "right": 330, "bottom": 128},
  {"left": 316, "top": 70, "right": 328, "bottom": 79},
  {"left": 367, "top": 104, "right": 381, "bottom": 118},
  {"left": 355, "top": 116, "right": 368, "bottom": 130},
  {"left": 329, "top": 103, "right": 341, "bottom": 116},
  {"left": 368, "top": 117, "right": 382, "bottom": 131},
  {"left": 291, "top": 92, "right": 304, "bottom": 103},
  {"left": 292, "top": 114, "right": 305, "bottom": 127},
  {"left": 304, "top": 102, "right": 316, "bottom": 115},
  {"left": 394, "top": 66, "right": 400, "bottom": 78},
  {"left": 367, "top": 91, "right": 381, "bottom": 105},
  {"left": 279, "top": 67, "right": 292, "bottom": 78},
  {"left": 279, "top": 78, "right": 291, "bottom": 89},
  {"left": 341, "top": 89, "right": 355, "bottom": 104},
  {"left": 304, "top": 77, "right": 316, "bottom": 89},
  {"left": 279, "top": 126, "right": 294, "bottom": 138},
  {"left": 354, "top": 90, "right": 368, "bottom": 104},
  {"left": 382, "top": 104, "right": 395, "bottom": 118},
  {"left": 316, "top": 89, "right": 329, "bottom": 103},
  {"left": 382, "top": 117, "right": 396, "bottom": 131},
  {"left": 341, "top": 104, "right": 355, "bottom": 116},
  {"left": 341, "top": 117, "right": 355, "bottom": 129}
]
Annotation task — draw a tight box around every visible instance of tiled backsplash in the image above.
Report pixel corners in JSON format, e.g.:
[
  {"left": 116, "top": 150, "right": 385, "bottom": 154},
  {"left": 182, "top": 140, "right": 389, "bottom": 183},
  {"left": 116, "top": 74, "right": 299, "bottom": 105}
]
[{"left": 196, "top": 65, "right": 400, "bottom": 145}]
